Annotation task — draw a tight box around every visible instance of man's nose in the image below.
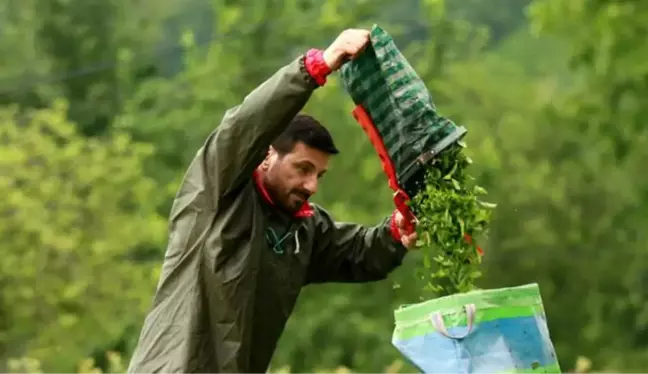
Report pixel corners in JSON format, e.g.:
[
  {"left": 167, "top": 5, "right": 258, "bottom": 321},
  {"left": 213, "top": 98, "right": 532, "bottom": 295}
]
[{"left": 303, "top": 175, "right": 318, "bottom": 195}]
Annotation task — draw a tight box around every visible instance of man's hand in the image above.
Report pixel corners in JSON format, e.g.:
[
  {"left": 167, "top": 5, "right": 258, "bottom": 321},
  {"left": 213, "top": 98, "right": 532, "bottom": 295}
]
[
  {"left": 323, "top": 29, "right": 371, "bottom": 71},
  {"left": 394, "top": 211, "right": 418, "bottom": 250}
]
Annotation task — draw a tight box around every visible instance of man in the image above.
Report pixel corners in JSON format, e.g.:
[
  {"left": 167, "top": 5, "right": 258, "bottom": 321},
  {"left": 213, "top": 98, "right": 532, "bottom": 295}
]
[{"left": 127, "top": 28, "right": 417, "bottom": 373}]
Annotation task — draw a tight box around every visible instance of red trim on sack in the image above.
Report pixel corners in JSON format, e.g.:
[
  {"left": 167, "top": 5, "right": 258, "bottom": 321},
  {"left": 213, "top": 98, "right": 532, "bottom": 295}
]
[
  {"left": 352, "top": 105, "right": 416, "bottom": 235},
  {"left": 253, "top": 170, "right": 314, "bottom": 218},
  {"left": 352, "top": 106, "right": 399, "bottom": 191},
  {"left": 304, "top": 48, "right": 332, "bottom": 86},
  {"left": 389, "top": 210, "right": 402, "bottom": 242}
]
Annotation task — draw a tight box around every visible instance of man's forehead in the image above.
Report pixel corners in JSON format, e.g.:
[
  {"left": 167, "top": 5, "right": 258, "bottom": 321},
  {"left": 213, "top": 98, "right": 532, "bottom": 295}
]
[
  {"left": 287, "top": 142, "right": 325, "bottom": 156},
  {"left": 286, "top": 143, "right": 330, "bottom": 169},
  {"left": 290, "top": 141, "right": 315, "bottom": 154}
]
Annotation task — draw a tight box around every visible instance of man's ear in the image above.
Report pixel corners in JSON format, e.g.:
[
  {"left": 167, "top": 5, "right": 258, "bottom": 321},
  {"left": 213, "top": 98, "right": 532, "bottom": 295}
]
[{"left": 261, "top": 146, "right": 276, "bottom": 170}]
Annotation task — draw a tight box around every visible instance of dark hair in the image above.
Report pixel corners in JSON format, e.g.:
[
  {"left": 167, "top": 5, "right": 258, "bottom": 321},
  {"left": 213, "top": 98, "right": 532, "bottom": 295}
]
[{"left": 272, "top": 114, "right": 339, "bottom": 155}]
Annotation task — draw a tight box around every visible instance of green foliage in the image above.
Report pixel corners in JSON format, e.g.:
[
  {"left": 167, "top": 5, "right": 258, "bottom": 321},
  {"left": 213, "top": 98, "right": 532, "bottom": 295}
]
[
  {"left": 0, "top": 0, "right": 177, "bottom": 135},
  {"left": 447, "top": 0, "right": 534, "bottom": 44},
  {"left": 412, "top": 143, "right": 494, "bottom": 296},
  {"left": 0, "top": 101, "right": 165, "bottom": 371}
]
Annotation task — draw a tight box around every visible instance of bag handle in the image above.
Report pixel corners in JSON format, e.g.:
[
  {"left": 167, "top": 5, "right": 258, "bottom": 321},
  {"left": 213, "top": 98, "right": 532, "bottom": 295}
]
[{"left": 430, "top": 303, "right": 476, "bottom": 340}]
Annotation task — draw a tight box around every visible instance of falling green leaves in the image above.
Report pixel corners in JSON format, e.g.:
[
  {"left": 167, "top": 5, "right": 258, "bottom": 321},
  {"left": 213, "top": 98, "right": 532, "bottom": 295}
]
[{"left": 411, "top": 142, "right": 496, "bottom": 297}]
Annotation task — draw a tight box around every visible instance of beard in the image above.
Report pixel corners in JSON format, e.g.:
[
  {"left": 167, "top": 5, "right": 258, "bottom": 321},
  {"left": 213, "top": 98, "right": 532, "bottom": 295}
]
[
  {"left": 262, "top": 175, "right": 310, "bottom": 214},
  {"left": 279, "top": 188, "right": 311, "bottom": 213},
  {"left": 287, "top": 189, "right": 311, "bottom": 208}
]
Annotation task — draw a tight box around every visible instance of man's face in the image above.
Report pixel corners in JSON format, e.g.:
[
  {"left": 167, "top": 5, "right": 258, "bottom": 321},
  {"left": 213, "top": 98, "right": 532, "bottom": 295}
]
[{"left": 261, "top": 141, "right": 330, "bottom": 213}]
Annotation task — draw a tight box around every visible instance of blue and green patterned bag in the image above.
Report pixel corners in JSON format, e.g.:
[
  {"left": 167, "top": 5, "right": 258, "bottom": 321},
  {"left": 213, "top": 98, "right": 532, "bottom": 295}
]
[{"left": 392, "top": 283, "right": 561, "bottom": 373}]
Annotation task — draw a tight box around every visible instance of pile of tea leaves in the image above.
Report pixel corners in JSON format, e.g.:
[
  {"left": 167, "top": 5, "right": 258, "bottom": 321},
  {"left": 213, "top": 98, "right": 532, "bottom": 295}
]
[{"left": 410, "top": 141, "right": 496, "bottom": 297}]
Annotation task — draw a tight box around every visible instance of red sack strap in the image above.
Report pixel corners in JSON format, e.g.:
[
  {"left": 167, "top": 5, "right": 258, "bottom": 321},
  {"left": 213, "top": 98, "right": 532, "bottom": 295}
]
[{"left": 352, "top": 105, "right": 416, "bottom": 235}]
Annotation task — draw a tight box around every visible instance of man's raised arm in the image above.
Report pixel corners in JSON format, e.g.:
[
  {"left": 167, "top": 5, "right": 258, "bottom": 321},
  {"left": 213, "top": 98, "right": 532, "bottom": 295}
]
[
  {"left": 183, "top": 29, "right": 371, "bottom": 206},
  {"left": 195, "top": 54, "right": 321, "bottom": 203}
]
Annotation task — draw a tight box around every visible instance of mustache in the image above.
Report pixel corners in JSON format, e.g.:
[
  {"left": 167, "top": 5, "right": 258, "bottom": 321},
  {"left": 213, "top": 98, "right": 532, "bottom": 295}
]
[{"left": 291, "top": 189, "right": 311, "bottom": 200}]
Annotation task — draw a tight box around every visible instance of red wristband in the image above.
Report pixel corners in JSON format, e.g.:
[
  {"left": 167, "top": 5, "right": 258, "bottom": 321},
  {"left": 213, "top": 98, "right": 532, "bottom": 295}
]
[
  {"left": 304, "top": 48, "right": 332, "bottom": 86},
  {"left": 389, "top": 210, "right": 402, "bottom": 243}
]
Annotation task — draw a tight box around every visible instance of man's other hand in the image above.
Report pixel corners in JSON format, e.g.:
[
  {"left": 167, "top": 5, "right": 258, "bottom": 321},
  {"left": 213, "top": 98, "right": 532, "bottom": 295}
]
[
  {"left": 394, "top": 211, "right": 418, "bottom": 250},
  {"left": 323, "top": 29, "right": 371, "bottom": 71}
]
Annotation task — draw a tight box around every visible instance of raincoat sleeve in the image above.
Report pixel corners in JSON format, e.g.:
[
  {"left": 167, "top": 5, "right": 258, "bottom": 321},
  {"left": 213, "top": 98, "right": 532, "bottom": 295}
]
[
  {"left": 188, "top": 55, "right": 318, "bottom": 205},
  {"left": 306, "top": 206, "right": 408, "bottom": 284}
]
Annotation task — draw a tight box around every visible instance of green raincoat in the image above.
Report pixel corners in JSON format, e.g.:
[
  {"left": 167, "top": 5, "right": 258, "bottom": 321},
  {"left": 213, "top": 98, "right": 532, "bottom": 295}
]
[{"left": 127, "top": 55, "right": 408, "bottom": 373}]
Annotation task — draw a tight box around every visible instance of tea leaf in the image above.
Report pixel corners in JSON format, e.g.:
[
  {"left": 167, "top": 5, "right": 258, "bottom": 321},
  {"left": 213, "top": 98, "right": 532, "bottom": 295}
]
[
  {"left": 423, "top": 254, "right": 431, "bottom": 269},
  {"left": 473, "top": 185, "right": 487, "bottom": 195},
  {"left": 479, "top": 201, "right": 498, "bottom": 209}
]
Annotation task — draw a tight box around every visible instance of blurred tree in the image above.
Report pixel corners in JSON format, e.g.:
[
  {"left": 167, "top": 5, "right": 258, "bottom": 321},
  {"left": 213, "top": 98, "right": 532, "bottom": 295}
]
[
  {"left": 524, "top": 0, "right": 648, "bottom": 370},
  {"left": 0, "top": 101, "right": 166, "bottom": 371},
  {"left": 447, "top": 0, "right": 534, "bottom": 44},
  {"left": 0, "top": 0, "right": 177, "bottom": 136}
]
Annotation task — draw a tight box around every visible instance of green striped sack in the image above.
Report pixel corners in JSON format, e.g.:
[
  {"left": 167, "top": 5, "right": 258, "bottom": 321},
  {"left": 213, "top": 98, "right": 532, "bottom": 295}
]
[{"left": 339, "top": 24, "right": 467, "bottom": 199}]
